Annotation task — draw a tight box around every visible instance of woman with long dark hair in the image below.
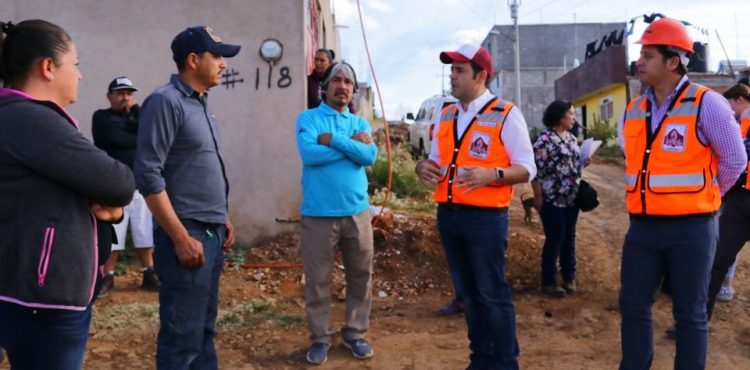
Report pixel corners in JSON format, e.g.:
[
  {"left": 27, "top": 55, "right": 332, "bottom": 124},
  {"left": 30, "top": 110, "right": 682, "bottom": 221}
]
[{"left": 0, "top": 19, "right": 134, "bottom": 369}]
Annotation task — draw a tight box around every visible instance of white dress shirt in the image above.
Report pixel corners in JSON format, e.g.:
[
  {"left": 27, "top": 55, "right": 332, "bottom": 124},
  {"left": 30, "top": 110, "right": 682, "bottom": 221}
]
[{"left": 428, "top": 89, "right": 537, "bottom": 180}]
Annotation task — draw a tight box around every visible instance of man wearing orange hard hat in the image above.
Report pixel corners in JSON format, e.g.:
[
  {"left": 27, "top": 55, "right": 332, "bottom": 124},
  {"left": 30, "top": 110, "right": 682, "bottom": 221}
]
[{"left": 617, "top": 17, "right": 746, "bottom": 370}]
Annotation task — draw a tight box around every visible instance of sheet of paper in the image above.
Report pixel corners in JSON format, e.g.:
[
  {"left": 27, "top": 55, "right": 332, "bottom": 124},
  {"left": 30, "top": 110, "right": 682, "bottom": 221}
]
[{"left": 580, "top": 138, "right": 602, "bottom": 161}]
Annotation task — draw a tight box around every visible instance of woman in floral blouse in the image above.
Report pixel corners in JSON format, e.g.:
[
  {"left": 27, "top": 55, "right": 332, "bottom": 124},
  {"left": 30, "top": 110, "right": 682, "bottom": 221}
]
[{"left": 532, "top": 100, "right": 589, "bottom": 298}]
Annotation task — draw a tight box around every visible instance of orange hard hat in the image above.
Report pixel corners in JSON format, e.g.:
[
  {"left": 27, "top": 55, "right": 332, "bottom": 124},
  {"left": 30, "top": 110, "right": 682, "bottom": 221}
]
[{"left": 636, "top": 18, "right": 694, "bottom": 54}]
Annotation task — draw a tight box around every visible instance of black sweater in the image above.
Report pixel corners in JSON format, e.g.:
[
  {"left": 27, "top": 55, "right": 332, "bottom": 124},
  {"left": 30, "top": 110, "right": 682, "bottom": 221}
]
[
  {"left": 0, "top": 97, "right": 134, "bottom": 310},
  {"left": 91, "top": 105, "right": 140, "bottom": 170}
]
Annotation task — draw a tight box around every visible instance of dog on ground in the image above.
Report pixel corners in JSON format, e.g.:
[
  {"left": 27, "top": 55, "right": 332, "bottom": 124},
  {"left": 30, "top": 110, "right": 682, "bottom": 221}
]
[{"left": 521, "top": 193, "right": 535, "bottom": 225}]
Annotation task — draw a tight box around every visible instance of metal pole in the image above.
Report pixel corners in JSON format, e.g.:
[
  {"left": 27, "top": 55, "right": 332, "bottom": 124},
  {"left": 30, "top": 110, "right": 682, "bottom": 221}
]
[
  {"left": 715, "top": 29, "right": 735, "bottom": 77},
  {"left": 509, "top": 0, "right": 522, "bottom": 107},
  {"left": 442, "top": 64, "right": 446, "bottom": 95}
]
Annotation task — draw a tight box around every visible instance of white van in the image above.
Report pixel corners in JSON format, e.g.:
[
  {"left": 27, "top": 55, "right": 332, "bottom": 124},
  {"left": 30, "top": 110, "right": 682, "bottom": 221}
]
[{"left": 408, "top": 94, "right": 457, "bottom": 158}]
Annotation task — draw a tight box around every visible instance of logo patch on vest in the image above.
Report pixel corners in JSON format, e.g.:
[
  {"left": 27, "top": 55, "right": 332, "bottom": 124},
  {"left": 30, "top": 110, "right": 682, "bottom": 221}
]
[
  {"left": 469, "top": 132, "right": 491, "bottom": 159},
  {"left": 662, "top": 124, "right": 687, "bottom": 152},
  {"left": 476, "top": 121, "right": 497, "bottom": 128}
]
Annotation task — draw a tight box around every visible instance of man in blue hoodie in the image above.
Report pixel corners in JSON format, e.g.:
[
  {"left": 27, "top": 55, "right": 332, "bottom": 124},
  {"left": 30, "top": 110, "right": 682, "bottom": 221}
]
[{"left": 295, "top": 61, "right": 377, "bottom": 365}]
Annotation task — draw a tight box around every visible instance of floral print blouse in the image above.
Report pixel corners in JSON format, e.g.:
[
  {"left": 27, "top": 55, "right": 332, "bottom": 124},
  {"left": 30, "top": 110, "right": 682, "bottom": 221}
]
[{"left": 533, "top": 129, "right": 582, "bottom": 207}]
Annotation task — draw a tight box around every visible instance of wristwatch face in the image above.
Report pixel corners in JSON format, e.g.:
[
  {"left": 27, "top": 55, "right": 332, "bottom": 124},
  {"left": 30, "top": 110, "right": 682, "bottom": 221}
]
[{"left": 496, "top": 168, "right": 504, "bottom": 179}]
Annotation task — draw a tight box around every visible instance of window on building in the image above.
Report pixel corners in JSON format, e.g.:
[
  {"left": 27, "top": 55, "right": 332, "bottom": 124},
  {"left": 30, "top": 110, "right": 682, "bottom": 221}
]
[{"left": 599, "top": 97, "right": 614, "bottom": 122}]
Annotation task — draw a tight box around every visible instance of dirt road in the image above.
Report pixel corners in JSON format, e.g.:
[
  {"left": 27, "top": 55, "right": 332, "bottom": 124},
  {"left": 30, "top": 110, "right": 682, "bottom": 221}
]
[{"left": 4, "top": 159, "right": 748, "bottom": 369}]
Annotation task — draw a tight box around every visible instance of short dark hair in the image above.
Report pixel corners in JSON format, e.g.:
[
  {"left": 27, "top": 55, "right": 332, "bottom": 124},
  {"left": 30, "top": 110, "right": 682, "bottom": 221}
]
[
  {"left": 0, "top": 20, "right": 71, "bottom": 87},
  {"left": 542, "top": 100, "right": 573, "bottom": 128},
  {"left": 723, "top": 83, "right": 750, "bottom": 101},
  {"left": 175, "top": 56, "right": 187, "bottom": 71},
  {"left": 469, "top": 60, "right": 490, "bottom": 87},
  {"left": 655, "top": 45, "right": 688, "bottom": 75}
]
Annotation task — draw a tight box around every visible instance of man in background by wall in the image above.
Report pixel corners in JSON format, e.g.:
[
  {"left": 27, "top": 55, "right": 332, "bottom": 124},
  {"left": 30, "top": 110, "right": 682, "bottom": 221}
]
[{"left": 92, "top": 76, "right": 159, "bottom": 296}]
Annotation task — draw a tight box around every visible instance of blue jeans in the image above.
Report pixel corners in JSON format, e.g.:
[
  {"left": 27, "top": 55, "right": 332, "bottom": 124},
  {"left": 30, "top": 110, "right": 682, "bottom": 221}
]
[
  {"left": 707, "top": 188, "right": 750, "bottom": 319},
  {"left": 154, "top": 221, "right": 226, "bottom": 370},
  {"left": 619, "top": 216, "right": 716, "bottom": 370},
  {"left": 437, "top": 204, "right": 519, "bottom": 370},
  {"left": 539, "top": 201, "right": 579, "bottom": 286},
  {"left": 0, "top": 301, "right": 92, "bottom": 370}
]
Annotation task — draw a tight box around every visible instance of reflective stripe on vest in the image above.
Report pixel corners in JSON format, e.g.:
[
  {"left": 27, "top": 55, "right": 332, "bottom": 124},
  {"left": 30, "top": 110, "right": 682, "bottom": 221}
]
[
  {"left": 649, "top": 173, "right": 704, "bottom": 188},
  {"left": 433, "top": 98, "right": 514, "bottom": 208},
  {"left": 622, "top": 82, "right": 721, "bottom": 216}
]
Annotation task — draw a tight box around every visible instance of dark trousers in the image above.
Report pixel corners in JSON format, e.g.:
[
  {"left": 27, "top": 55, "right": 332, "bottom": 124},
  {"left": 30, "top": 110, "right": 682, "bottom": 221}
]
[
  {"left": 619, "top": 216, "right": 716, "bottom": 370},
  {"left": 154, "top": 221, "right": 225, "bottom": 370},
  {"left": 437, "top": 204, "right": 519, "bottom": 370},
  {"left": 707, "top": 188, "right": 750, "bottom": 319},
  {"left": 539, "top": 201, "right": 580, "bottom": 286},
  {"left": 0, "top": 301, "right": 92, "bottom": 370}
]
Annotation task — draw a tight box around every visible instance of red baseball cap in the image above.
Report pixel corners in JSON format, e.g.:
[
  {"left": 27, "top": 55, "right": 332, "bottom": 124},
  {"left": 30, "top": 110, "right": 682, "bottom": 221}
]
[{"left": 440, "top": 44, "right": 493, "bottom": 76}]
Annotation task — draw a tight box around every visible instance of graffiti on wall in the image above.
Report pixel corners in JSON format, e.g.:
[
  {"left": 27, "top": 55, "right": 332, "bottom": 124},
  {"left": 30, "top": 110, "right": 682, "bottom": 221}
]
[
  {"left": 221, "top": 68, "right": 245, "bottom": 89},
  {"left": 255, "top": 65, "right": 293, "bottom": 90},
  {"left": 218, "top": 65, "right": 294, "bottom": 90}
]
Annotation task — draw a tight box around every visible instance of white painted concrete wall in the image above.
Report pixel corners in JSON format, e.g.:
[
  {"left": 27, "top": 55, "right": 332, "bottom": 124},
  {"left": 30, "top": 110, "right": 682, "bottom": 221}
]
[{"left": 3, "top": 0, "right": 336, "bottom": 245}]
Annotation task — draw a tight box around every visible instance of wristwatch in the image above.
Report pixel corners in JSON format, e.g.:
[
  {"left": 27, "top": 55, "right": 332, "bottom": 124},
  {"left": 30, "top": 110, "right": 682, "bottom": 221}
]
[{"left": 495, "top": 168, "right": 504, "bottom": 180}]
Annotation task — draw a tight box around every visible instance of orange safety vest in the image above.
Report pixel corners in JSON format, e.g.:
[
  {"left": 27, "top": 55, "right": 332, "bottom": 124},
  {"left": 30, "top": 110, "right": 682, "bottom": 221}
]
[
  {"left": 739, "top": 109, "right": 750, "bottom": 190},
  {"left": 622, "top": 82, "right": 720, "bottom": 216},
  {"left": 433, "top": 97, "right": 515, "bottom": 208}
]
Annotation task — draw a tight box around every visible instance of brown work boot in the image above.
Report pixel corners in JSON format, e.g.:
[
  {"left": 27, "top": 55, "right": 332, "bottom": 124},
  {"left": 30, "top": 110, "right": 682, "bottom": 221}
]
[
  {"left": 562, "top": 280, "right": 577, "bottom": 295},
  {"left": 541, "top": 284, "right": 566, "bottom": 298},
  {"left": 141, "top": 267, "right": 160, "bottom": 291}
]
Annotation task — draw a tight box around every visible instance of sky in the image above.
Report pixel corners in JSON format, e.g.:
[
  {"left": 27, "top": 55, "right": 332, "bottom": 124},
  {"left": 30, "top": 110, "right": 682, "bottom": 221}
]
[{"left": 330, "top": 0, "right": 750, "bottom": 120}]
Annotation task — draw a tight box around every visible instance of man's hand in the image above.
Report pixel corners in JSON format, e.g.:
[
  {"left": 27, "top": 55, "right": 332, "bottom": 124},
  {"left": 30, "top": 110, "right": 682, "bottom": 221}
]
[
  {"left": 174, "top": 233, "right": 205, "bottom": 268},
  {"left": 91, "top": 204, "right": 123, "bottom": 221},
  {"left": 416, "top": 159, "right": 442, "bottom": 187},
  {"left": 317, "top": 133, "right": 333, "bottom": 146},
  {"left": 352, "top": 132, "right": 373, "bottom": 144},
  {"left": 223, "top": 219, "right": 236, "bottom": 251},
  {"left": 454, "top": 167, "right": 498, "bottom": 193}
]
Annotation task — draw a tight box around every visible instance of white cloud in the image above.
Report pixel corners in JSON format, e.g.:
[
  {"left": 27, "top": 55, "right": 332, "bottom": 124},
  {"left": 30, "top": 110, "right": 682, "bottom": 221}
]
[
  {"left": 332, "top": 0, "right": 357, "bottom": 24},
  {"left": 454, "top": 28, "right": 489, "bottom": 45},
  {"left": 364, "top": 14, "right": 382, "bottom": 29},
  {"left": 366, "top": 0, "right": 394, "bottom": 13},
  {"left": 334, "top": 0, "right": 381, "bottom": 30}
]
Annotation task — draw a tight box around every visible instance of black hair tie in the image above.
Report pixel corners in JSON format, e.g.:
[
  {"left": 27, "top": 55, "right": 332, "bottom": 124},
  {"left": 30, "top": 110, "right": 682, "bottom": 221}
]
[{"left": 1, "top": 21, "right": 15, "bottom": 34}]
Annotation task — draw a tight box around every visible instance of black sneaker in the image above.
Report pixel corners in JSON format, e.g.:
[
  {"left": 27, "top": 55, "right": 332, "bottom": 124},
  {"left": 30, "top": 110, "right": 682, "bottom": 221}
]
[
  {"left": 99, "top": 272, "right": 115, "bottom": 297},
  {"left": 141, "top": 267, "right": 160, "bottom": 291}
]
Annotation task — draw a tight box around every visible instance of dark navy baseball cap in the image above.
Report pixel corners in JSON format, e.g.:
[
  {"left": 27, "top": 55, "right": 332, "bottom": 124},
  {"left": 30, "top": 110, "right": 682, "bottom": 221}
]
[
  {"left": 171, "top": 26, "right": 241, "bottom": 63},
  {"left": 107, "top": 76, "right": 137, "bottom": 92}
]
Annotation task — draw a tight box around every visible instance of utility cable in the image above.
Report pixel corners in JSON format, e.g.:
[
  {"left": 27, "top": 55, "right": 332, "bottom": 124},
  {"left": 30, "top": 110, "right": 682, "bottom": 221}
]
[{"left": 356, "top": 0, "right": 393, "bottom": 228}]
